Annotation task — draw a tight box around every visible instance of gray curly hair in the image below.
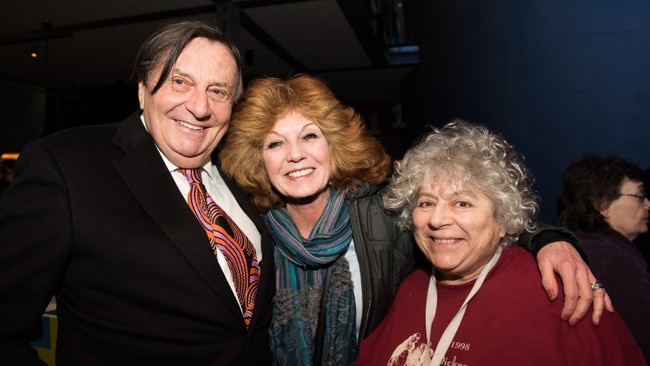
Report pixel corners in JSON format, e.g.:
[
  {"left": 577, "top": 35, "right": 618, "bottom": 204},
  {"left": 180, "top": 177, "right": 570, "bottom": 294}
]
[{"left": 383, "top": 120, "right": 538, "bottom": 246}]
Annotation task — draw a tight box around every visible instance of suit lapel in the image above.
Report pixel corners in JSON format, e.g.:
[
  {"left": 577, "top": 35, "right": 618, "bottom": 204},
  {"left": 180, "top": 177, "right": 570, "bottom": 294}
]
[{"left": 111, "top": 114, "right": 244, "bottom": 322}]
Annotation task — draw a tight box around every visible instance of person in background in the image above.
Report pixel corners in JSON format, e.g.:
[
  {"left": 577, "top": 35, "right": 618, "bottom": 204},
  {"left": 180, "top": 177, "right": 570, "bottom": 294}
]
[
  {"left": 632, "top": 168, "right": 650, "bottom": 264},
  {"left": 219, "top": 75, "right": 611, "bottom": 366},
  {"left": 557, "top": 154, "right": 650, "bottom": 361},
  {"left": 0, "top": 21, "right": 274, "bottom": 365},
  {"left": 356, "top": 121, "right": 645, "bottom": 365}
]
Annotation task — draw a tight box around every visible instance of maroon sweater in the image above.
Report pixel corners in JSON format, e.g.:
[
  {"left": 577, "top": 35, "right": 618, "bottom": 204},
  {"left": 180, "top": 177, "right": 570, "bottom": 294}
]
[{"left": 356, "top": 246, "right": 646, "bottom": 365}]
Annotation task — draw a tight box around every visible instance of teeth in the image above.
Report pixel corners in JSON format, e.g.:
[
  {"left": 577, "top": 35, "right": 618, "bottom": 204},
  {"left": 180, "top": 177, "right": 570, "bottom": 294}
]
[
  {"left": 177, "top": 121, "right": 204, "bottom": 130},
  {"left": 434, "top": 238, "right": 458, "bottom": 244},
  {"left": 288, "top": 168, "right": 314, "bottom": 178}
]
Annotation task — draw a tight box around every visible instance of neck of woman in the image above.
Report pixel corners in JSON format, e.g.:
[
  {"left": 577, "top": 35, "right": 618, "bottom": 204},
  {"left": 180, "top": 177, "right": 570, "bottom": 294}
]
[{"left": 285, "top": 190, "right": 331, "bottom": 238}]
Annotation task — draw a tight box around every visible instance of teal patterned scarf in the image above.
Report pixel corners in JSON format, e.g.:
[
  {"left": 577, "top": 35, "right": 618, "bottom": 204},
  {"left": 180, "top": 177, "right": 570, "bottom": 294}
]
[{"left": 268, "top": 188, "right": 357, "bottom": 366}]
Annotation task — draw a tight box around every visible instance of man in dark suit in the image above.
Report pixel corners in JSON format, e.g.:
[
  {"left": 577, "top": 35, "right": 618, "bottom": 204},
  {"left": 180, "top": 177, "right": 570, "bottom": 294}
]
[{"left": 0, "top": 21, "right": 274, "bottom": 365}]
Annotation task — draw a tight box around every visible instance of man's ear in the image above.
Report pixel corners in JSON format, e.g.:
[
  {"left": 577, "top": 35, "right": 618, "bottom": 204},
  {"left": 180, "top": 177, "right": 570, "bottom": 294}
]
[{"left": 137, "top": 81, "right": 146, "bottom": 110}]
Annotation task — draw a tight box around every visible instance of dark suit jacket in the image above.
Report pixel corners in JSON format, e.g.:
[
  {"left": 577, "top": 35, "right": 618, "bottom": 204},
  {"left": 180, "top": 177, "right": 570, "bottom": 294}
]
[{"left": 0, "top": 111, "right": 275, "bottom": 365}]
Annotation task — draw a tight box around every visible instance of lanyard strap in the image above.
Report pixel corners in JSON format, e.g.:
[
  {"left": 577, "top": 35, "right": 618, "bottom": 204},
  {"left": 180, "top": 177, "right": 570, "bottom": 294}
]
[{"left": 424, "top": 247, "right": 502, "bottom": 365}]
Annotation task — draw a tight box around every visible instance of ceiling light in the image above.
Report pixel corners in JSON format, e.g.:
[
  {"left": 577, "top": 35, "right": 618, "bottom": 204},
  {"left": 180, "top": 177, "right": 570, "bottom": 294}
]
[{"left": 30, "top": 42, "right": 38, "bottom": 58}]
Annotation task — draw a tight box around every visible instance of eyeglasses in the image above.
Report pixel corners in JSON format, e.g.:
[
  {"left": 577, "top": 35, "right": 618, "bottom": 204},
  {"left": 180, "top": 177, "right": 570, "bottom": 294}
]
[{"left": 619, "top": 193, "right": 647, "bottom": 201}]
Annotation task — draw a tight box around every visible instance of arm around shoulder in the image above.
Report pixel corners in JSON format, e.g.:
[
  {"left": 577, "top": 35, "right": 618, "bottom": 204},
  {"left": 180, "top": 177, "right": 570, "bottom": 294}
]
[{"left": 518, "top": 224, "right": 586, "bottom": 260}]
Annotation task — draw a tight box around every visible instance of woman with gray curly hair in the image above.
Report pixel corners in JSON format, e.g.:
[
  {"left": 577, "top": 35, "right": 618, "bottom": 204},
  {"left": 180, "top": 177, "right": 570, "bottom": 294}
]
[
  {"left": 385, "top": 119, "right": 538, "bottom": 245},
  {"left": 356, "top": 120, "right": 645, "bottom": 365}
]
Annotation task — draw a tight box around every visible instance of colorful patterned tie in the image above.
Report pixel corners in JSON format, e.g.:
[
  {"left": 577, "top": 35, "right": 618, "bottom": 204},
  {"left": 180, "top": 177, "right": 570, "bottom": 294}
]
[{"left": 180, "top": 168, "right": 259, "bottom": 327}]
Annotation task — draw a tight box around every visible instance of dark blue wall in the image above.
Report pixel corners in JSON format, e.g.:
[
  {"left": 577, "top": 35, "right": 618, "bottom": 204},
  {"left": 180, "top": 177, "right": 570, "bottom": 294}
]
[{"left": 403, "top": 0, "right": 650, "bottom": 222}]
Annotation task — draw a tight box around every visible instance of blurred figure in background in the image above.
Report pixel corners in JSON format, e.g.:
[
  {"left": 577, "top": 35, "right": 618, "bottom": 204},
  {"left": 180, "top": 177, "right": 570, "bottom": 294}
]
[
  {"left": 633, "top": 168, "right": 650, "bottom": 264},
  {"left": 557, "top": 154, "right": 650, "bottom": 360}
]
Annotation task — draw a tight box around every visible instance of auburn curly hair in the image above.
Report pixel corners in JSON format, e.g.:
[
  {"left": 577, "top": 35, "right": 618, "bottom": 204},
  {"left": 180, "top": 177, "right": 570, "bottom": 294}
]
[{"left": 219, "top": 74, "right": 391, "bottom": 212}]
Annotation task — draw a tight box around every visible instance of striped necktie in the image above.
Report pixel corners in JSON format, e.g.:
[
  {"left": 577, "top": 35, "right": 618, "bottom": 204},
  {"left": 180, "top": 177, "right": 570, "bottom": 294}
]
[{"left": 179, "top": 168, "right": 259, "bottom": 327}]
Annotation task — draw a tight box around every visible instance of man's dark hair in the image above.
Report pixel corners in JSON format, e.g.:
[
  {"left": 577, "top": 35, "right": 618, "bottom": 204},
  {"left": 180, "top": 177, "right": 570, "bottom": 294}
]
[{"left": 133, "top": 20, "right": 244, "bottom": 101}]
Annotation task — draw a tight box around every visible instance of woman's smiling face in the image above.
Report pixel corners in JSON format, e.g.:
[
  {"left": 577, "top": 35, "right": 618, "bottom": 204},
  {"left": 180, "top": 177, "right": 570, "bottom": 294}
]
[
  {"left": 412, "top": 181, "right": 506, "bottom": 284},
  {"left": 261, "top": 110, "right": 331, "bottom": 204}
]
